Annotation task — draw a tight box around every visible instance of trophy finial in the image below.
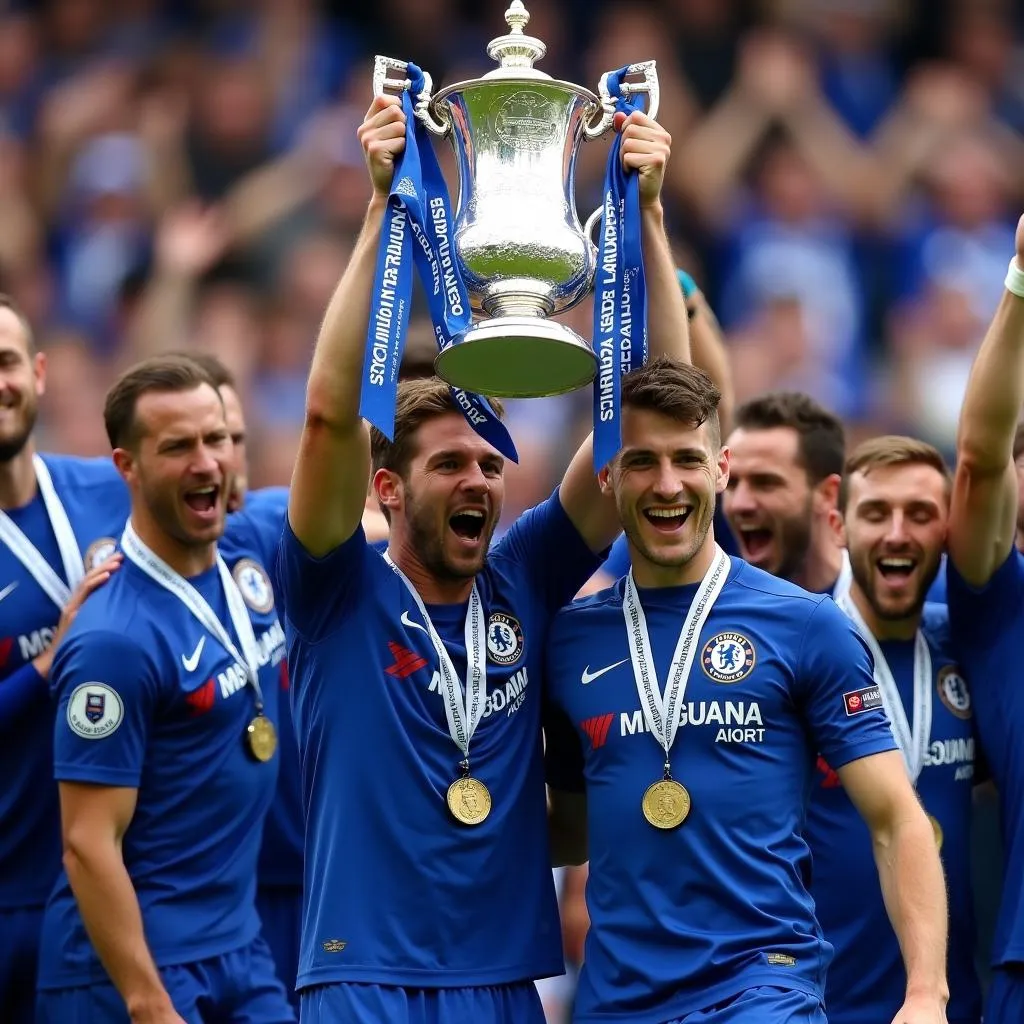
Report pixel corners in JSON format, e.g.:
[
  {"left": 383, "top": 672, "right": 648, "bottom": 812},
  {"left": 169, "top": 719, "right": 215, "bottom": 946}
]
[
  {"left": 505, "top": 1, "right": 530, "bottom": 34},
  {"left": 485, "top": 1, "right": 548, "bottom": 78}
]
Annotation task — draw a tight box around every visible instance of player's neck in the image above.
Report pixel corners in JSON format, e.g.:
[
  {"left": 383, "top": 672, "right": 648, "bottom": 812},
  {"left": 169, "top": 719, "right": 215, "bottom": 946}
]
[
  {"left": 130, "top": 510, "right": 217, "bottom": 579},
  {"left": 630, "top": 532, "right": 717, "bottom": 588},
  {"left": 850, "top": 583, "right": 920, "bottom": 641},
  {"left": 791, "top": 540, "right": 844, "bottom": 594},
  {"left": 0, "top": 442, "right": 38, "bottom": 509},
  {"left": 387, "top": 541, "right": 474, "bottom": 605}
]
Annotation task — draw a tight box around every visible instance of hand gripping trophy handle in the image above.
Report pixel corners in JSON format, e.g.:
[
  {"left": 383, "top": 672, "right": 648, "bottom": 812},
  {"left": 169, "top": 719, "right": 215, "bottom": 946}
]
[
  {"left": 372, "top": 55, "right": 451, "bottom": 137},
  {"left": 582, "top": 60, "right": 661, "bottom": 244}
]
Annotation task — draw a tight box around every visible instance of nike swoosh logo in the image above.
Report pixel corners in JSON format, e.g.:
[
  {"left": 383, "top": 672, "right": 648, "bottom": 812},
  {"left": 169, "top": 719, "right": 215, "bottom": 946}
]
[
  {"left": 581, "top": 659, "right": 628, "bottom": 685},
  {"left": 181, "top": 636, "right": 206, "bottom": 673},
  {"left": 401, "top": 611, "right": 427, "bottom": 634},
  {"left": 0, "top": 581, "right": 17, "bottom": 603}
]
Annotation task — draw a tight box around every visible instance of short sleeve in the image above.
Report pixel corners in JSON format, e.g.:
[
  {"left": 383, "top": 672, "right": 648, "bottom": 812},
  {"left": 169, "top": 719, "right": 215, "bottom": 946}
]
[
  {"left": 276, "top": 518, "right": 370, "bottom": 642},
  {"left": 51, "top": 628, "right": 158, "bottom": 788},
  {"left": 493, "top": 490, "right": 605, "bottom": 612},
  {"left": 946, "top": 548, "right": 1024, "bottom": 648},
  {"left": 543, "top": 700, "right": 586, "bottom": 794},
  {"left": 796, "top": 598, "right": 896, "bottom": 770}
]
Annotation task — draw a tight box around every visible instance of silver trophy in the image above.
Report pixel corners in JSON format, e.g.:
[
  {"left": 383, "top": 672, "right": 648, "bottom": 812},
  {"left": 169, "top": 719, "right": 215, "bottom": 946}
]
[{"left": 374, "top": 1, "right": 659, "bottom": 398}]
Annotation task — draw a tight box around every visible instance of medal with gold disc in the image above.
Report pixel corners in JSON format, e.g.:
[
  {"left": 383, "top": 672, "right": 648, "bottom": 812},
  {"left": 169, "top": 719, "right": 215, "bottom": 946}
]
[
  {"left": 383, "top": 554, "right": 492, "bottom": 826},
  {"left": 246, "top": 713, "right": 278, "bottom": 763},
  {"left": 622, "top": 547, "right": 731, "bottom": 831}
]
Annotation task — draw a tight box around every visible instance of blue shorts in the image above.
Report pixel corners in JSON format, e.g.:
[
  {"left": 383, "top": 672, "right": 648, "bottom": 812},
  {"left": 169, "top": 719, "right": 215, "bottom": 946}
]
[
  {"left": 986, "top": 968, "right": 1024, "bottom": 1024},
  {"left": 0, "top": 905, "right": 43, "bottom": 1024},
  {"left": 664, "top": 986, "right": 827, "bottom": 1024},
  {"left": 257, "top": 885, "right": 302, "bottom": 1009},
  {"left": 37, "top": 935, "right": 296, "bottom": 1024},
  {"left": 299, "top": 981, "right": 546, "bottom": 1024}
]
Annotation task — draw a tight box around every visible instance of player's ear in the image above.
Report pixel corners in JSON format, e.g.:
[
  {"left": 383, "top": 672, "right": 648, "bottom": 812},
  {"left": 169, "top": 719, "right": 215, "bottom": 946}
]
[
  {"left": 373, "top": 467, "right": 403, "bottom": 515},
  {"left": 112, "top": 446, "right": 135, "bottom": 483},
  {"left": 828, "top": 506, "right": 846, "bottom": 545},
  {"left": 597, "top": 462, "right": 613, "bottom": 497},
  {"left": 32, "top": 351, "right": 46, "bottom": 398},
  {"left": 715, "top": 445, "right": 730, "bottom": 495},
  {"left": 815, "top": 472, "right": 841, "bottom": 515}
]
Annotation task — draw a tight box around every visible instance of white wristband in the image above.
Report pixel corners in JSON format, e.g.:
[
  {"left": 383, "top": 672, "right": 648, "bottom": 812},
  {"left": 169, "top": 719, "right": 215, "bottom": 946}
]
[{"left": 1005, "top": 257, "right": 1024, "bottom": 298}]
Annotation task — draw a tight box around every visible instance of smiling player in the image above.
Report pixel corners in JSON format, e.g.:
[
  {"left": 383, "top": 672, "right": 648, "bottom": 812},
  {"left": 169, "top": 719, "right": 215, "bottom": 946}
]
[
  {"left": 36, "top": 356, "right": 294, "bottom": 1023},
  {"left": 806, "top": 436, "right": 981, "bottom": 1024},
  {"left": 544, "top": 358, "right": 950, "bottom": 1024}
]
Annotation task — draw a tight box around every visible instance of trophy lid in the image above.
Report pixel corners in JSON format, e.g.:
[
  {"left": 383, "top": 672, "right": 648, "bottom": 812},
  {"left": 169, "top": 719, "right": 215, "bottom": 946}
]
[{"left": 483, "top": 1, "right": 551, "bottom": 80}]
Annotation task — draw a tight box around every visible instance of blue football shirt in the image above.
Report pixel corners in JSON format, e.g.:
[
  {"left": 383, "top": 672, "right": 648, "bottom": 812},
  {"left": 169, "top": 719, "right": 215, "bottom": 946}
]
[
  {"left": 39, "top": 516, "right": 286, "bottom": 987},
  {"left": 947, "top": 549, "right": 1024, "bottom": 966},
  {"left": 0, "top": 454, "right": 128, "bottom": 912},
  {"left": 277, "top": 490, "right": 602, "bottom": 990},
  {"left": 232, "top": 487, "right": 302, "bottom": 888},
  {"left": 806, "top": 603, "right": 981, "bottom": 1024},
  {"left": 544, "top": 559, "right": 897, "bottom": 1023}
]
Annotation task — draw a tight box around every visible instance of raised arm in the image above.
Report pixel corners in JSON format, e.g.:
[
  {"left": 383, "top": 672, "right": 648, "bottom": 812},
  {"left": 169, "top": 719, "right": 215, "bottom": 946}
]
[
  {"left": 947, "top": 215, "right": 1024, "bottom": 586},
  {"left": 560, "top": 111, "right": 689, "bottom": 552},
  {"left": 288, "top": 95, "right": 406, "bottom": 557},
  {"left": 838, "top": 752, "right": 949, "bottom": 1024},
  {"left": 61, "top": 782, "right": 185, "bottom": 1023}
]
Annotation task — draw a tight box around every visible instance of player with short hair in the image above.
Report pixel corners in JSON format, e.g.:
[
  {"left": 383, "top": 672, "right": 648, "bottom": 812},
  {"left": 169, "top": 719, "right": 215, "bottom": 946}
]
[
  {"left": 807, "top": 435, "right": 981, "bottom": 1024},
  {"left": 544, "top": 357, "right": 950, "bottom": 1024},
  {"left": 722, "top": 390, "right": 847, "bottom": 592},
  {"left": 0, "top": 296, "right": 128, "bottom": 1024},
  {"left": 278, "top": 93, "right": 688, "bottom": 1023},
  {"left": 944, "top": 215, "right": 1024, "bottom": 1023},
  {"left": 36, "top": 355, "right": 294, "bottom": 1024}
]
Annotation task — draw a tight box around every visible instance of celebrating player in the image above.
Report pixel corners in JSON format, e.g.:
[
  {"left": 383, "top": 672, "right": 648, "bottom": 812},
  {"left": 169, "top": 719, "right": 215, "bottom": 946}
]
[
  {"left": 544, "top": 357, "right": 949, "bottom": 1024},
  {"left": 945, "top": 215, "right": 1024, "bottom": 1024},
  {"left": 36, "top": 356, "right": 294, "bottom": 1024},
  {"left": 277, "top": 93, "right": 688, "bottom": 1023},
  {"left": 0, "top": 296, "right": 127, "bottom": 1024},
  {"left": 806, "top": 436, "right": 980, "bottom": 1024}
]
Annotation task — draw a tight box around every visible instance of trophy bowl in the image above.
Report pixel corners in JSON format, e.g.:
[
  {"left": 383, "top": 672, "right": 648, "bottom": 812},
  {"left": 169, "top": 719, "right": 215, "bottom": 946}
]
[{"left": 374, "top": 1, "right": 658, "bottom": 398}]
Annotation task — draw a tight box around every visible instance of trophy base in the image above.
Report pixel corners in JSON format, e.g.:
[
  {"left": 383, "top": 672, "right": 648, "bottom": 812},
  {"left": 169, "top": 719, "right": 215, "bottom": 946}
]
[{"left": 434, "top": 317, "right": 597, "bottom": 398}]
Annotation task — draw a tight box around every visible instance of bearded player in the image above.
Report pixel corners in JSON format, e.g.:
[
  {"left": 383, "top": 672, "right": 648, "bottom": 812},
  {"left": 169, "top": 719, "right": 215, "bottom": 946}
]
[
  {"left": 0, "top": 297, "right": 127, "bottom": 1024},
  {"left": 544, "top": 358, "right": 950, "bottom": 1024},
  {"left": 806, "top": 436, "right": 980, "bottom": 1024}
]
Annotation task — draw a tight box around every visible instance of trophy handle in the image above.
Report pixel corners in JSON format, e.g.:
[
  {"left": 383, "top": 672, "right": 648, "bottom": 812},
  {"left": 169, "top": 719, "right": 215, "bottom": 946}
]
[
  {"left": 372, "top": 55, "right": 451, "bottom": 137},
  {"left": 583, "top": 60, "right": 660, "bottom": 141}
]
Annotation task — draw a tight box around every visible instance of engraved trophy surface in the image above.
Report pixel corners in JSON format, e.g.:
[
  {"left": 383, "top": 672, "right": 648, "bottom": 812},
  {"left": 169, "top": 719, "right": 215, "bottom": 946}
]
[{"left": 374, "top": 1, "right": 658, "bottom": 398}]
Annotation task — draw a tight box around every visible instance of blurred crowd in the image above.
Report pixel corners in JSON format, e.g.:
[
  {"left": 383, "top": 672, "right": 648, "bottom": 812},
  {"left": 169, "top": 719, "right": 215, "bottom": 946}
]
[{"left": 4, "top": 0, "right": 1024, "bottom": 519}]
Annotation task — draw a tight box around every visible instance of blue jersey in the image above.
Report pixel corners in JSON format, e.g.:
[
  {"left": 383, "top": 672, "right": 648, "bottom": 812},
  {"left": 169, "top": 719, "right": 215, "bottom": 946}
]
[
  {"left": 238, "top": 487, "right": 302, "bottom": 888},
  {"left": 0, "top": 454, "right": 128, "bottom": 912},
  {"left": 277, "top": 490, "right": 601, "bottom": 990},
  {"left": 39, "top": 516, "right": 287, "bottom": 987},
  {"left": 543, "top": 559, "right": 897, "bottom": 1023},
  {"left": 806, "top": 603, "right": 981, "bottom": 1024},
  {"left": 947, "top": 549, "right": 1024, "bottom": 966}
]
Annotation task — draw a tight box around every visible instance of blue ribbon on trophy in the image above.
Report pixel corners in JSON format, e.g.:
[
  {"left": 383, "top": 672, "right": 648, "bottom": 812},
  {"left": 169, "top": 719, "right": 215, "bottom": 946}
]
[
  {"left": 360, "top": 63, "right": 519, "bottom": 463},
  {"left": 592, "top": 66, "right": 650, "bottom": 472}
]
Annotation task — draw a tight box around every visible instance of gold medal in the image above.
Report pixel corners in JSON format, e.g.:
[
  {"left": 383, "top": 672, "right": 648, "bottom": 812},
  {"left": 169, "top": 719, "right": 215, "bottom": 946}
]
[
  {"left": 446, "top": 776, "right": 492, "bottom": 826},
  {"left": 642, "top": 779, "right": 691, "bottom": 830},
  {"left": 928, "top": 814, "right": 943, "bottom": 852},
  {"left": 246, "top": 715, "right": 278, "bottom": 763}
]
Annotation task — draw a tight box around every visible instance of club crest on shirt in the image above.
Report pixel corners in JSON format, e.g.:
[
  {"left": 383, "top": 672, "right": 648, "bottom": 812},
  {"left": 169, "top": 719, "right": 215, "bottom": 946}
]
[
  {"left": 83, "top": 537, "right": 117, "bottom": 571},
  {"left": 232, "top": 558, "right": 274, "bottom": 614},
  {"left": 486, "top": 612, "right": 523, "bottom": 665},
  {"left": 67, "top": 682, "right": 123, "bottom": 739},
  {"left": 701, "top": 632, "right": 756, "bottom": 683},
  {"left": 936, "top": 665, "right": 972, "bottom": 720}
]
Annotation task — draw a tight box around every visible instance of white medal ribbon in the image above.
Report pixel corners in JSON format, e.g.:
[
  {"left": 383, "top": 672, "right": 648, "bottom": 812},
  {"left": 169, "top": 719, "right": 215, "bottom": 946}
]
[
  {"left": 623, "top": 546, "right": 730, "bottom": 766},
  {"left": 0, "top": 454, "right": 85, "bottom": 609},
  {"left": 384, "top": 553, "right": 486, "bottom": 760},
  {"left": 836, "top": 590, "right": 932, "bottom": 783},
  {"left": 121, "top": 521, "right": 265, "bottom": 707},
  {"left": 832, "top": 548, "right": 853, "bottom": 605}
]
